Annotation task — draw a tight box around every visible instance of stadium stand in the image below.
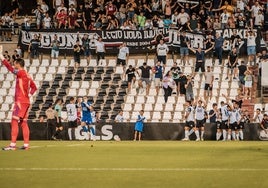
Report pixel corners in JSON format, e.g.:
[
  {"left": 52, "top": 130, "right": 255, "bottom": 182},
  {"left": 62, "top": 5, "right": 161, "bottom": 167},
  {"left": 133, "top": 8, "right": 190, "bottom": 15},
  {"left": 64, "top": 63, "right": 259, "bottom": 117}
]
[{"left": 0, "top": 0, "right": 267, "bottom": 124}]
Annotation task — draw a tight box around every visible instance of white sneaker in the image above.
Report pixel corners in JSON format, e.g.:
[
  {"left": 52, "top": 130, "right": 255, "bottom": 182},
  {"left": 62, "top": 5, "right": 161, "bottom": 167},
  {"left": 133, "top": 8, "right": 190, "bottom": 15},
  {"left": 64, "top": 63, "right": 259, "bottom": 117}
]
[
  {"left": 201, "top": 138, "right": 204, "bottom": 141},
  {"left": 92, "top": 135, "right": 96, "bottom": 141},
  {"left": 2, "top": 146, "right": 16, "bottom": 151},
  {"left": 182, "top": 138, "right": 189, "bottom": 141},
  {"left": 196, "top": 138, "right": 200, "bottom": 141}
]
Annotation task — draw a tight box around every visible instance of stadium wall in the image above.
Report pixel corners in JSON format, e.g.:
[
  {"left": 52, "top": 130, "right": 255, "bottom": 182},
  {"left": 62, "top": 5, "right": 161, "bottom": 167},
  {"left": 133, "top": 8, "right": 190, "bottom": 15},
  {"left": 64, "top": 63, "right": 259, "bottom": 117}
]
[{"left": 0, "top": 123, "right": 263, "bottom": 141}]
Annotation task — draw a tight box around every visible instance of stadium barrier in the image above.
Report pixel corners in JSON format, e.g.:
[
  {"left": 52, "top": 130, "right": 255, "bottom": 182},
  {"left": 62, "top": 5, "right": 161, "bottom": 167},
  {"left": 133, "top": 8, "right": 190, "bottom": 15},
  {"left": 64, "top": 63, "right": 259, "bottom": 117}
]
[{"left": 0, "top": 122, "right": 263, "bottom": 141}]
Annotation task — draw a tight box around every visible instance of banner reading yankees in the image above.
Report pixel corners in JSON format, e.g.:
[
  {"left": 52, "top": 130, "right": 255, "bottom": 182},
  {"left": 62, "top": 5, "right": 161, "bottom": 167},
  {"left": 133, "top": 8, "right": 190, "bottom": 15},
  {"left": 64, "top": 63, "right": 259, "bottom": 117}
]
[{"left": 19, "top": 28, "right": 261, "bottom": 55}]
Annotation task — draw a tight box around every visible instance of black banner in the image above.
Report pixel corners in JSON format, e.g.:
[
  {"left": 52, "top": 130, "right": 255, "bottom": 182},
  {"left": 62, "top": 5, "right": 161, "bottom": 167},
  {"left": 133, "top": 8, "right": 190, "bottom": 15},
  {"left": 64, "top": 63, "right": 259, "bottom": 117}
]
[
  {"left": 0, "top": 122, "right": 263, "bottom": 141},
  {"left": 19, "top": 28, "right": 261, "bottom": 55}
]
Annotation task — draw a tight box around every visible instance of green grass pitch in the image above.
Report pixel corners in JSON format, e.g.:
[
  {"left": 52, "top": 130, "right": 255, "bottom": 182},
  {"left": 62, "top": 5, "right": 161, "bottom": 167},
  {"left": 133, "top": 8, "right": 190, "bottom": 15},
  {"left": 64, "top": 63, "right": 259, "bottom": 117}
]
[{"left": 0, "top": 141, "right": 268, "bottom": 188}]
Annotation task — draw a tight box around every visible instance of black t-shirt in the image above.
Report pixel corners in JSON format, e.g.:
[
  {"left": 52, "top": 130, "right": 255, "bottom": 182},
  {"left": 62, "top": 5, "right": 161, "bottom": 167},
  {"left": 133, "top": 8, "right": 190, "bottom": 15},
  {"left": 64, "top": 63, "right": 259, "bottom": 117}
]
[
  {"left": 126, "top": 68, "right": 136, "bottom": 80},
  {"left": 228, "top": 51, "right": 238, "bottom": 64},
  {"left": 236, "top": 19, "right": 246, "bottom": 28},
  {"left": 205, "top": 38, "right": 214, "bottom": 49},
  {"left": 74, "top": 45, "right": 81, "bottom": 57},
  {"left": 260, "top": 54, "right": 268, "bottom": 61},
  {"left": 238, "top": 65, "right": 247, "bottom": 76},
  {"left": 84, "top": 7, "right": 92, "bottom": 21},
  {"left": 231, "top": 35, "right": 241, "bottom": 48},
  {"left": 82, "top": 38, "right": 90, "bottom": 50},
  {"left": 180, "top": 35, "right": 189, "bottom": 48},
  {"left": 30, "top": 39, "right": 40, "bottom": 50},
  {"left": 139, "top": 66, "right": 151, "bottom": 78},
  {"left": 209, "top": 109, "right": 216, "bottom": 123},
  {"left": 178, "top": 75, "right": 187, "bottom": 87}
]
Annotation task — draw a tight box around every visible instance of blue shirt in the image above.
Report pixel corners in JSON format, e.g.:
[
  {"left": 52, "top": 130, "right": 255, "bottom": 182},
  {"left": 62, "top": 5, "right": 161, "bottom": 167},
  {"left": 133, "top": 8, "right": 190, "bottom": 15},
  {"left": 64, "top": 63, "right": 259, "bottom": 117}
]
[
  {"left": 81, "top": 101, "right": 92, "bottom": 119},
  {"left": 154, "top": 65, "right": 163, "bottom": 79},
  {"left": 215, "top": 37, "right": 224, "bottom": 48}
]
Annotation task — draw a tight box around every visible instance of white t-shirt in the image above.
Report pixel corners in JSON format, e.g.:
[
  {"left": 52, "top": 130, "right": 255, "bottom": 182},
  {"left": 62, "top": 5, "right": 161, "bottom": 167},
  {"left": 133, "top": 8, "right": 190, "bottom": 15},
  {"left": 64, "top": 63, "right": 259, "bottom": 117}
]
[
  {"left": 229, "top": 109, "right": 240, "bottom": 124},
  {"left": 220, "top": 13, "right": 230, "bottom": 24},
  {"left": 57, "top": 6, "right": 67, "bottom": 13},
  {"left": 115, "top": 114, "right": 124, "bottom": 122},
  {"left": 66, "top": 103, "right": 77, "bottom": 121},
  {"left": 220, "top": 105, "right": 229, "bottom": 121},
  {"left": 254, "top": 113, "right": 263, "bottom": 123},
  {"left": 185, "top": 106, "right": 195, "bottom": 122},
  {"left": 236, "top": 0, "right": 245, "bottom": 11},
  {"left": 69, "top": 0, "right": 77, "bottom": 6},
  {"left": 157, "top": 44, "right": 169, "bottom": 56},
  {"left": 118, "top": 46, "right": 129, "bottom": 60},
  {"left": 195, "top": 106, "right": 205, "bottom": 120},
  {"left": 247, "top": 35, "right": 256, "bottom": 47},
  {"left": 251, "top": 5, "right": 261, "bottom": 17},
  {"left": 254, "top": 14, "right": 264, "bottom": 26},
  {"left": 41, "top": 4, "right": 49, "bottom": 14},
  {"left": 55, "top": 0, "right": 62, "bottom": 7},
  {"left": 205, "top": 72, "right": 214, "bottom": 84},
  {"left": 171, "top": 14, "right": 178, "bottom": 25},
  {"left": 24, "top": 17, "right": 31, "bottom": 27},
  {"left": 43, "top": 17, "right": 51, "bottom": 28},
  {"left": 177, "top": 12, "right": 189, "bottom": 25},
  {"left": 95, "top": 41, "right": 105, "bottom": 52},
  {"left": 91, "top": 111, "right": 96, "bottom": 123}
]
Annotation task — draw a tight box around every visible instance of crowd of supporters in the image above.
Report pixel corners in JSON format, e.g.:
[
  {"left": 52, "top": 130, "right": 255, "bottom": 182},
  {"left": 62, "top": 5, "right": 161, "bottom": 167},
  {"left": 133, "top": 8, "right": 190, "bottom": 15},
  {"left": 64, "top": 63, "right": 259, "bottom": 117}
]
[{"left": 0, "top": 0, "right": 266, "bottom": 32}]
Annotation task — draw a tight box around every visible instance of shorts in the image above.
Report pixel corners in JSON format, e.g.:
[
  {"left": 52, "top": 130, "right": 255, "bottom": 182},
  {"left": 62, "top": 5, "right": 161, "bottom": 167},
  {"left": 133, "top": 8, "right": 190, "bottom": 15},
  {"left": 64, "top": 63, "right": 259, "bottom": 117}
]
[
  {"left": 68, "top": 120, "right": 78, "bottom": 128},
  {"left": 117, "top": 58, "right": 126, "bottom": 66},
  {"left": 195, "top": 62, "right": 205, "bottom": 72},
  {"left": 221, "top": 120, "right": 229, "bottom": 130},
  {"left": 56, "top": 118, "right": 62, "bottom": 127},
  {"left": 185, "top": 121, "right": 194, "bottom": 128},
  {"left": 84, "top": 49, "right": 91, "bottom": 57},
  {"left": 204, "top": 83, "right": 212, "bottom": 91},
  {"left": 216, "top": 121, "right": 222, "bottom": 129},
  {"left": 128, "top": 76, "right": 135, "bottom": 83},
  {"left": 180, "top": 47, "right": 189, "bottom": 56},
  {"left": 229, "top": 122, "right": 238, "bottom": 130},
  {"left": 154, "top": 78, "right": 161, "bottom": 87},
  {"left": 179, "top": 85, "right": 186, "bottom": 95},
  {"left": 228, "top": 63, "right": 237, "bottom": 69},
  {"left": 186, "top": 93, "right": 194, "bottom": 101},
  {"left": 157, "top": 55, "right": 166, "bottom": 64},
  {"left": 12, "top": 102, "right": 30, "bottom": 119},
  {"left": 134, "top": 122, "right": 144, "bottom": 132},
  {"left": 174, "top": 79, "right": 179, "bottom": 86},
  {"left": 82, "top": 116, "right": 92, "bottom": 124},
  {"left": 239, "top": 122, "right": 244, "bottom": 129},
  {"left": 51, "top": 49, "right": 59, "bottom": 58},
  {"left": 141, "top": 77, "right": 151, "bottom": 85},
  {"left": 245, "top": 81, "right": 252, "bottom": 88},
  {"left": 195, "top": 119, "right": 205, "bottom": 128},
  {"left": 247, "top": 46, "right": 256, "bottom": 55},
  {"left": 239, "top": 75, "right": 245, "bottom": 85},
  {"left": 74, "top": 55, "right": 81, "bottom": 64}
]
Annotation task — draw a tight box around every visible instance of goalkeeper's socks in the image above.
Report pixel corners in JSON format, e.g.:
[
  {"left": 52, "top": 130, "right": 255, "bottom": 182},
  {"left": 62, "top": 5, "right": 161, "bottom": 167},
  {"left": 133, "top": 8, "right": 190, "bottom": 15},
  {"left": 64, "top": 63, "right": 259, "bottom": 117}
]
[
  {"left": 82, "top": 126, "right": 88, "bottom": 132},
  {"left": 90, "top": 127, "right": 95, "bottom": 135}
]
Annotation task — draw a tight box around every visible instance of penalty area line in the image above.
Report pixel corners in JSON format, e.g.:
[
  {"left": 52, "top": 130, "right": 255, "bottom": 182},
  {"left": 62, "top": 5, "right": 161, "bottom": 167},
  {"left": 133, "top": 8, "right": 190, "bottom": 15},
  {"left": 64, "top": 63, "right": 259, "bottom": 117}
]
[{"left": 0, "top": 168, "right": 268, "bottom": 171}]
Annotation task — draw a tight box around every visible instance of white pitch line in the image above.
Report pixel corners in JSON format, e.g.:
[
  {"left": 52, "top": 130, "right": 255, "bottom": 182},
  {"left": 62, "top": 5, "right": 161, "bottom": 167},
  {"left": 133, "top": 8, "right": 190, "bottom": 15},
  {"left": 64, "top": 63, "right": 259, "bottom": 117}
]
[
  {"left": 0, "top": 168, "right": 268, "bottom": 171},
  {"left": 67, "top": 144, "right": 86, "bottom": 147},
  {"left": 29, "top": 146, "right": 41, "bottom": 148}
]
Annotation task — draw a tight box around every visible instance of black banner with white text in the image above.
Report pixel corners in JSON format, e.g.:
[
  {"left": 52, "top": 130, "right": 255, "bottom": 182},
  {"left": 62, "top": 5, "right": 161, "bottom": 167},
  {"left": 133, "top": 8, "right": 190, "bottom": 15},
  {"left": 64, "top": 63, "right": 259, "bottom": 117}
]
[{"left": 19, "top": 28, "right": 262, "bottom": 55}]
